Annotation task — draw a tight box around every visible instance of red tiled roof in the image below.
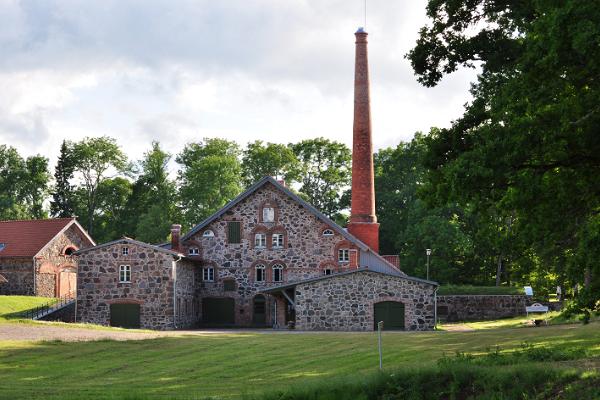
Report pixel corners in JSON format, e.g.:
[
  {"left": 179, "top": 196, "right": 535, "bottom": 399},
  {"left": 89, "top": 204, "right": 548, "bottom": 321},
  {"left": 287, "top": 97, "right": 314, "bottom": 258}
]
[{"left": 0, "top": 218, "right": 77, "bottom": 258}]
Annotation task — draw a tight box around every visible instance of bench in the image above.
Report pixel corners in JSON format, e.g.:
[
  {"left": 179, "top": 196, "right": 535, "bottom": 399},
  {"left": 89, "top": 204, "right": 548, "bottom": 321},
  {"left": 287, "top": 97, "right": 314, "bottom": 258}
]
[{"left": 526, "top": 303, "right": 549, "bottom": 325}]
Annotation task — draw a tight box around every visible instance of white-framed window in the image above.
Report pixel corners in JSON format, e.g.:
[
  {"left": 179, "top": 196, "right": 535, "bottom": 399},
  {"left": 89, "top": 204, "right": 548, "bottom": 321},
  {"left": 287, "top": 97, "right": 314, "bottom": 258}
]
[
  {"left": 272, "top": 264, "right": 284, "bottom": 282},
  {"left": 262, "top": 207, "right": 275, "bottom": 222},
  {"left": 255, "top": 233, "right": 267, "bottom": 248},
  {"left": 188, "top": 247, "right": 200, "bottom": 256},
  {"left": 203, "top": 267, "right": 214, "bottom": 282},
  {"left": 324, "top": 268, "right": 332, "bottom": 276},
  {"left": 272, "top": 233, "right": 284, "bottom": 249},
  {"left": 122, "top": 247, "right": 129, "bottom": 256},
  {"left": 255, "top": 264, "right": 266, "bottom": 282},
  {"left": 202, "top": 230, "right": 215, "bottom": 238},
  {"left": 119, "top": 265, "right": 131, "bottom": 283},
  {"left": 338, "top": 249, "right": 350, "bottom": 263},
  {"left": 323, "top": 229, "right": 334, "bottom": 236}
]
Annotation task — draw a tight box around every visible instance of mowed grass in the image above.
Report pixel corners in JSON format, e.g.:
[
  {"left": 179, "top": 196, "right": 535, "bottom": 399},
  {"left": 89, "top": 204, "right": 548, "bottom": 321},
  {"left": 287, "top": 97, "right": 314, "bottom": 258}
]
[
  {"left": 0, "top": 295, "right": 57, "bottom": 321},
  {"left": 1, "top": 322, "right": 599, "bottom": 400}
]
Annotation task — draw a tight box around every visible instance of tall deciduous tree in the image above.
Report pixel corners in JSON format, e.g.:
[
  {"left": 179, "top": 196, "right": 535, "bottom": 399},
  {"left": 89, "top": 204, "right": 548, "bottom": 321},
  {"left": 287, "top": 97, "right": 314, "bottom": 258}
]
[
  {"left": 123, "top": 141, "right": 179, "bottom": 243},
  {"left": 0, "top": 145, "right": 50, "bottom": 220},
  {"left": 51, "top": 140, "right": 76, "bottom": 218},
  {"left": 71, "top": 136, "right": 128, "bottom": 235},
  {"left": 409, "top": 0, "right": 600, "bottom": 302},
  {"left": 291, "top": 138, "right": 351, "bottom": 219},
  {"left": 241, "top": 141, "right": 300, "bottom": 185},
  {"left": 177, "top": 138, "right": 242, "bottom": 228}
]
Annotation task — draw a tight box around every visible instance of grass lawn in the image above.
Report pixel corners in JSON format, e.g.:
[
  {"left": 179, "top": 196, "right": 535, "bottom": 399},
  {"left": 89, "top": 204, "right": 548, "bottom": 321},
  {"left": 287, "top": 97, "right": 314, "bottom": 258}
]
[
  {"left": 0, "top": 295, "right": 57, "bottom": 321},
  {"left": 0, "top": 322, "right": 598, "bottom": 399}
]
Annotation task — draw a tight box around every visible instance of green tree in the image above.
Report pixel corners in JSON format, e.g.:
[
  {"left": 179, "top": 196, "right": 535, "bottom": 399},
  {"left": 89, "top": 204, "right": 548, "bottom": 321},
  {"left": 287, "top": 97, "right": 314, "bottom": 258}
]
[
  {"left": 91, "top": 177, "right": 133, "bottom": 243},
  {"left": 71, "top": 136, "right": 129, "bottom": 235},
  {"left": 409, "top": 0, "right": 600, "bottom": 297},
  {"left": 50, "top": 140, "right": 76, "bottom": 218},
  {"left": 0, "top": 145, "right": 50, "bottom": 220},
  {"left": 291, "top": 138, "right": 351, "bottom": 219},
  {"left": 122, "top": 141, "right": 179, "bottom": 243},
  {"left": 241, "top": 141, "right": 300, "bottom": 185},
  {"left": 177, "top": 138, "right": 242, "bottom": 228}
]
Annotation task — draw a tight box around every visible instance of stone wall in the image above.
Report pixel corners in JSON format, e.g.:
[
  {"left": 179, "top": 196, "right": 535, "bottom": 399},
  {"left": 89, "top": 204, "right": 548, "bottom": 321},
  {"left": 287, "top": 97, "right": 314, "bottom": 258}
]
[
  {"left": 0, "top": 258, "right": 34, "bottom": 295},
  {"left": 175, "top": 260, "right": 198, "bottom": 328},
  {"left": 34, "top": 224, "right": 92, "bottom": 297},
  {"left": 436, "top": 295, "right": 527, "bottom": 322},
  {"left": 77, "top": 241, "right": 197, "bottom": 330},
  {"left": 294, "top": 270, "right": 436, "bottom": 331},
  {"left": 186, "top": 182, "right": 362, "bottom": 326}
]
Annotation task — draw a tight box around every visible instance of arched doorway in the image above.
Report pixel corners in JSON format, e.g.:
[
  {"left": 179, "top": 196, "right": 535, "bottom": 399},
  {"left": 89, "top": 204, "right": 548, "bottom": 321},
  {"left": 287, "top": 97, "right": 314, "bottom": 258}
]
[
  {"left": 57, "top": 266, "right": 77, "bottom": 298},
  {"left": 253, "top": 295, "right": 267, "bottom": 326},
  {"left": 374, "top": 301, "right": 405, "bottom": 330}
]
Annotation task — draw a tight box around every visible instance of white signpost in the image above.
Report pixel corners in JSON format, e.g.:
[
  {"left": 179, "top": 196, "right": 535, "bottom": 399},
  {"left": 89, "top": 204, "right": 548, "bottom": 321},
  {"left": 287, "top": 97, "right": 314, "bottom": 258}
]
[{"left": 377, "top": 321, "right": 384, "bottom": 370}]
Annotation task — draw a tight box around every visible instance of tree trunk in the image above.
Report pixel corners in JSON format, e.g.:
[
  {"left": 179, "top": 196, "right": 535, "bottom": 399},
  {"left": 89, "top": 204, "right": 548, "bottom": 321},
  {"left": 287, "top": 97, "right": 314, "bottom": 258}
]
[
  {"left": 495, "top": 252, "right": 503, "bottom": 287},
  {"left": 584, "top": 267, "right": 591, "bottom": 289}
]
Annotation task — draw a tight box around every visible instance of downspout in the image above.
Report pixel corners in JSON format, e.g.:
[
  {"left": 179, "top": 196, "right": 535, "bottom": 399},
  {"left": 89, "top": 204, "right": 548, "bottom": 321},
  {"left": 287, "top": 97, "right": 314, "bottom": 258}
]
[
  {"left": 433, "top": 285, "right": 439, "bottom": 330},
  {"left": 32, "top": 257, "right": 36, "bottom": 296},
  {"left": 172, "top": 255, "right": 182, "bottom": 329}
]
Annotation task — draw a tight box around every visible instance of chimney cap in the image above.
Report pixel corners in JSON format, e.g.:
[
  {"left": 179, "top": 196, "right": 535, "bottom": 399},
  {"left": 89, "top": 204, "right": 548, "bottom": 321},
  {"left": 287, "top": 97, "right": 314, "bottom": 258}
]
[
  {"left": 356, "top": 27, "right": 367, "bottom": 34},
  {"left": 171, "top": 224, "right": 182, "bottom": 231}
]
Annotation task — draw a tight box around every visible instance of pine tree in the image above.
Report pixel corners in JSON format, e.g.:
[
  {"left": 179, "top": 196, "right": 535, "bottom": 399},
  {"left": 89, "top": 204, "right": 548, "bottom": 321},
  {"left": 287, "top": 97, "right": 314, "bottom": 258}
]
[{"left": 50, "top": 140, "right": 76, "bottom": 217}]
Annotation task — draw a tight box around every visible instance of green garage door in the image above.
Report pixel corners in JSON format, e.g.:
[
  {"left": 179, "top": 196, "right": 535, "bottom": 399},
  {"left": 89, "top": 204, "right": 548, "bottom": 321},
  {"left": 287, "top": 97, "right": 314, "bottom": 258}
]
[
  {"left": 110, "top": 304, "right": 140, "bottom": 329},
  {"left": 202, "top": 298, "right": 235, "bottom": 325},
  {"left": 374, "top": 301, "right": 405, "bottom": 331}
]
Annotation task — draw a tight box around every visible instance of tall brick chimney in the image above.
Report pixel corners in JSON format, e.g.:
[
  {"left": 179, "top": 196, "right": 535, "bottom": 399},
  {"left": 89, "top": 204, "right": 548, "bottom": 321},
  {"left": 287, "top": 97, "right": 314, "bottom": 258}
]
[{"left": 347, "top": 28, "right": 380, "bottom": 252}]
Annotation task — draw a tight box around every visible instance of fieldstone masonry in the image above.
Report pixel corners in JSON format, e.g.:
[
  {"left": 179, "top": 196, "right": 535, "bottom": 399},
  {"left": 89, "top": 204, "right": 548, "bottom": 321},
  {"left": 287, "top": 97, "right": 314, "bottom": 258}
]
[
  {"left": 437, "top": 295, "right": 527, "bottom": 322},
  {"left": 295, "top": 270, "right": 436, "bottom": 331},
  {"left": 76, "top": 241, "right": 197, "bottom": 330}
]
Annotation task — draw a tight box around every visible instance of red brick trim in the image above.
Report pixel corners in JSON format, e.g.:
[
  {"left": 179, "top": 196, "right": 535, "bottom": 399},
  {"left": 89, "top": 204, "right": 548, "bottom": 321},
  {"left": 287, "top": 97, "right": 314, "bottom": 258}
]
[
  {"left": 250, "top": 260, "right": 269, "bottom": 282},
  {"left": 106, "top": 298, "right": 145, "bottom": 305},
  {"left": 61, "top": 245, "right": 79, "bottom": 255}
]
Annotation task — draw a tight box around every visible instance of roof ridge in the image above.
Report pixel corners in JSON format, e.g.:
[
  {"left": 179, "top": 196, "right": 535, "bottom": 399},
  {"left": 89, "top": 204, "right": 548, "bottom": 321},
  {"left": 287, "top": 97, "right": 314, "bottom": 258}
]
[{"left": 0, "top": 217, "right": 75, "bottom": 224}]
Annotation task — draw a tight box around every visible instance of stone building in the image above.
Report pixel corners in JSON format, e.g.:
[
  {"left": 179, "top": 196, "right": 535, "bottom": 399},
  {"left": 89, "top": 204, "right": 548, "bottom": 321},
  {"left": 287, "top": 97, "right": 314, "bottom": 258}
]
[
  {"left": 75, "top": 28, "right": 438, "bottom": 331},
  {"left": 75, "top": 238, "right": 197, "bottom": 329},
  {"left": 0, "top": 218, "right": 94, "bottom": 297}
]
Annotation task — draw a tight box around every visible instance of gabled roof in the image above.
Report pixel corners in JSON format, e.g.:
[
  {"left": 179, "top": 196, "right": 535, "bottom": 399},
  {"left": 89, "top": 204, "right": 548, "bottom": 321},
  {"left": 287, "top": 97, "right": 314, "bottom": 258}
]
[
  {"left": 74, "top": 237, "right": 187, "bottom": 259},
  {"left": 261, "top": 268, "right": 438, "bottom": 294},
  {"left": 181, "top": 176, "right": 403, "bottom": 275},
  {"left": 0, "top": 218, "right": 95, "bottom": 258}
]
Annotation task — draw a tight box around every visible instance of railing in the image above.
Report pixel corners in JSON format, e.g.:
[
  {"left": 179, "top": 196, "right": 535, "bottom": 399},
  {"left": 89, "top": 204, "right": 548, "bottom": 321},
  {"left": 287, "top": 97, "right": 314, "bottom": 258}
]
[{"left": 24, "top": 291, "right": 76, "bottom": 320}]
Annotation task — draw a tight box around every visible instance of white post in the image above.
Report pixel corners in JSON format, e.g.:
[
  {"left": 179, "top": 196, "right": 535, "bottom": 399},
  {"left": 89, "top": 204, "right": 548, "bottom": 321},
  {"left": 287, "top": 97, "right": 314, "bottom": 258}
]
[{"left": 377, "top": 321, "right": 384, "bottom": 370}]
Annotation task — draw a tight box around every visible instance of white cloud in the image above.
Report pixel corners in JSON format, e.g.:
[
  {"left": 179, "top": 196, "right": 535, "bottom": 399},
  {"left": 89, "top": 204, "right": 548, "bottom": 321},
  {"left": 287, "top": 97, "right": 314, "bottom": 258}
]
[{"left": 0, "top": 0, "right": 478, "bottom": 169}]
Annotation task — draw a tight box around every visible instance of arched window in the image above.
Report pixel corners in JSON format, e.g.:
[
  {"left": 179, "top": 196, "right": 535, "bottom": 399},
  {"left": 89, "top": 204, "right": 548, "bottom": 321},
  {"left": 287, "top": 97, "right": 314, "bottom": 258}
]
[
  {"left": 323, "top": 229, "right": 334, "bottom": 236},
  {"left": 203, "top": 230, "right": 215, "bottom": 238},
  {"left": 255, "top": 264, "right": 266, "bottom": 282},
  {"left": 63, "top": 246, "right": 78, "bottom": 256},
  {"left": 272, "top": 264, "right": 284, "bottom": 282},
  {"left": 323, "top": 268, "right": 332, "bottom": 276}
]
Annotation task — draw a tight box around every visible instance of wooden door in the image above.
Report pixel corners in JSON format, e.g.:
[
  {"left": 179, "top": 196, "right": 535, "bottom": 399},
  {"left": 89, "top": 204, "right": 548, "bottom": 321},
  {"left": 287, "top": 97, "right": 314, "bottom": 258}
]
[
  {"left": 374, "top": 301, "right": 405, "bottom": 330},
  {"left": 110, "top": 304, "right": 141, "bottom": 329}
]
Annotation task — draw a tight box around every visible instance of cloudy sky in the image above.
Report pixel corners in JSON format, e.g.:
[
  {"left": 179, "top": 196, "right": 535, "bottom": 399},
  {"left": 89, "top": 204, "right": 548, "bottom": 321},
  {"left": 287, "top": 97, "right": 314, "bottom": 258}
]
[{"left": 0, "top": 0, "right": 477, "bottom": 168}]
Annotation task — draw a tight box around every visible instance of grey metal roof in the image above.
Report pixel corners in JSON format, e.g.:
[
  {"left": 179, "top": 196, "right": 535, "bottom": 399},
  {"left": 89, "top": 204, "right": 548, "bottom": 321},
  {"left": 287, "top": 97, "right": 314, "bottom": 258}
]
[
  {"left": 73, "top": 237, "right": 186, "bottom": 258},
  {"left": 261, "top": 268, "right": 438, "bottom": 293}
]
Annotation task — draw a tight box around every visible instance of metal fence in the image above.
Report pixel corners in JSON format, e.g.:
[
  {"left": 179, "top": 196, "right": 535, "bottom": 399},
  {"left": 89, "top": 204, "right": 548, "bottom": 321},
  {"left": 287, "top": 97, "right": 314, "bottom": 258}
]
[{"left": 24, "top": 292, "right": 75, "bottom": 320}]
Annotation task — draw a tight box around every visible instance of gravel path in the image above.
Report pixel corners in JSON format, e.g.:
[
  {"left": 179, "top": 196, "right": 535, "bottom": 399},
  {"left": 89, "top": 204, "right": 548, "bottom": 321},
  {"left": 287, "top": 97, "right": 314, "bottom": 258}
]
[{"left": 0, "top": 323, "right": 171, "bottom": 341}]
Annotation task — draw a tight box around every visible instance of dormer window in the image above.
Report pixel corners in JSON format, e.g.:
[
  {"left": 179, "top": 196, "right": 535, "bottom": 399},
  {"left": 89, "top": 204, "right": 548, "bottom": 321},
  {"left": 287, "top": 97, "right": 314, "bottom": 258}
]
[
  {"left": 202, "top": 230, "right": 215, "bottom": 238},
  {"left": 262, "top": 207, "right": 275, "bottom": 222},
  {"left": 122, "top": 247, "right": 129, "bottom": 256},
  {"left": 323, "top": 229, "right": 334, "bottom": 236},
  {"left": 188, "top": 247, "right": 200, "bottom": 256},
  {"left": 255, "top": 233, "right": 266, "bottom": 248},
  {"left": 324, "top": 268, "right": 332, "bottom": 276}
]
